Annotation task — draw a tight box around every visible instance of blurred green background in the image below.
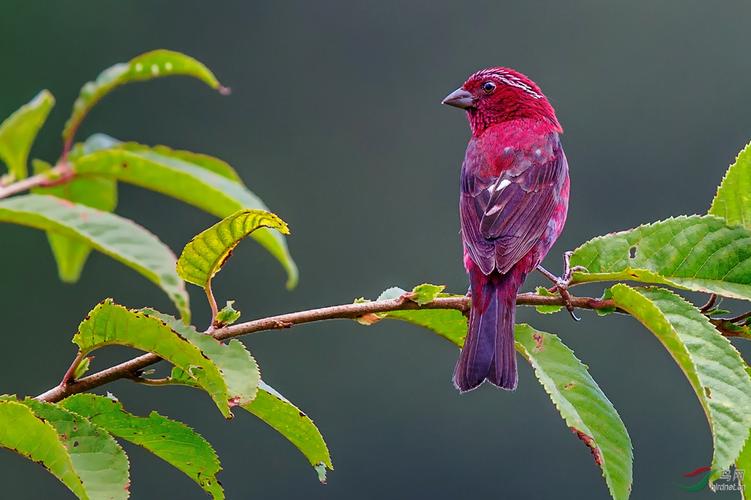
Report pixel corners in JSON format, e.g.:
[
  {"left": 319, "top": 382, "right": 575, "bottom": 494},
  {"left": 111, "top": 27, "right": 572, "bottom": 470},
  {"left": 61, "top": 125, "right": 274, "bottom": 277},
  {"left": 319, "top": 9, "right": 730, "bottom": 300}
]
[{"left": 1, "top": 1, "right": 750, "bottom": 498}]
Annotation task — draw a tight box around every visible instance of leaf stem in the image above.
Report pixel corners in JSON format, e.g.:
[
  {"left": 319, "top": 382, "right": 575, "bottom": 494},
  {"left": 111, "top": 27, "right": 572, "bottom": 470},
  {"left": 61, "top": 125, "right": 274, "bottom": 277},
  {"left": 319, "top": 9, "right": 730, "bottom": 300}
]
[
  {"left": 0, "top": 163, "right": 73, "bottom": 200},
  {"left": 59, "top": 351, "right": 86, "bottom": 387}
]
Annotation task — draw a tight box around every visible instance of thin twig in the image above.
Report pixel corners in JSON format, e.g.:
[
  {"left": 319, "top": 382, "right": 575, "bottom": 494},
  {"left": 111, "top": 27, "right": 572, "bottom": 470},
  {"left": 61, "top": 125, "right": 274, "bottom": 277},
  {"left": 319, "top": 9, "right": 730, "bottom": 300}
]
[
  {"left": 0, "top": 164, "right": 70, "bottom": 200},
  {"left": 700, "top": 294, "right": 718, "bottom": 313},
  {"left": 728, "top": 310, "right": 751, "bottom": 324},
  {"left": 59, "top": 351, "right": 86, "bottom": 387}
]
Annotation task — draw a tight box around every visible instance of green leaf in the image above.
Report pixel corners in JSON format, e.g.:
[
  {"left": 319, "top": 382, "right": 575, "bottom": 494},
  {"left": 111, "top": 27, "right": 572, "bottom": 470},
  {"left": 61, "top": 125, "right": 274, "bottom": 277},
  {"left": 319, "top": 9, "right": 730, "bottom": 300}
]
[
  {"left": 570, "top": 215, "right": 751, "bottom": 301},
  {"left": 32, "top": 159, "right": 118, "bottom": 283},
  {"left": 515, "top": 324, "right": 633, "bottom": 500},
  {"left": 0, "top": 90, "right": 54, "bottom": 180},
  {"left": 142, "top": 310, "right": 260, "bottom": 406},
  {"left": 0, "top": 399, "right": 87, "bottom": 499},
  {"left": 357, "top": 295, "right": 632, "bottom": 500},
  {"left": 22, "top": 399, "right": 130, "bottom": 500},
  {"left": 74, "top": 300, "right": 234, "bottom": 417},
  {"left": 70, "top": 144, "right": 298, "bottom": 288},
  {"left": 356, "top": 286, "right": 468, "bottom": 344},
  {"left": 533, "top": 286, "right": 563, "bottom": 314},
  {"left": 242, "top": 382, "right": 333, "bottom": 482},
  {"left": 410, "top": 283, "right": 445, "bottom": 305},
  {"left": 177, "top": 209, "right": 289, "bottom": 288},
  {"left": 610, "top": 285, "right": 751, "bottom": 473},
  {"left": 215, "top": 300, "right": 241, "bottom": 327},
  {"left": 63, "top": 50, "right": 226, "bottom": 145},
  {"left": 0, "top": 194, "right": 189, "bottom": 319},
  {"left": 72, "top": 356, "right": 92, "bottom": 380},
  {"left": 737, "top": 366, "right": 751, "bottom": 498},
  {"left": 61, "top": 394, "right": 223, "bottom": 499},
  {"left": 709, "top": 141, "right": 751, "bottom": 229}
]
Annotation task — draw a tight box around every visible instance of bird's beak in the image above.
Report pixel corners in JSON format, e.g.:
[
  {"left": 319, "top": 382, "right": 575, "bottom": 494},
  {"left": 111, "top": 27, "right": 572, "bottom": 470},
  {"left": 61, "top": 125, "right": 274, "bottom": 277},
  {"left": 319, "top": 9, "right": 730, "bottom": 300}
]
[{"left": 442, "top": 88, "right": 475, "bottom": 109}]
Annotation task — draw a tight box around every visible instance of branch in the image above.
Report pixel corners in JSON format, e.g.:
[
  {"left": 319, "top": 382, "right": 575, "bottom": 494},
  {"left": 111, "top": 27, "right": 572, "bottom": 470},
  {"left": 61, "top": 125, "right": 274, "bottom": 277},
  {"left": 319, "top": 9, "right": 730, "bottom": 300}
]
[
  {"left": 35, "top": 292, "right": 607, "bottom": 402},
  {"left": 33, "top": 291, "right": 740, "bottom": 403},
  {"left": 0, "top": 163, "right": 72, "bottom": 200}
]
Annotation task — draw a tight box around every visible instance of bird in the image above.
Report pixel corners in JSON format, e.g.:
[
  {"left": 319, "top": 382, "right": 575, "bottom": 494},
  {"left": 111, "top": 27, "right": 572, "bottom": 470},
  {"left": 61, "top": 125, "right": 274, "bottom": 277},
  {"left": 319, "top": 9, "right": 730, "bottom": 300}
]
[{"left": 442, "top": 67, "right": 570, "bottom": 392}]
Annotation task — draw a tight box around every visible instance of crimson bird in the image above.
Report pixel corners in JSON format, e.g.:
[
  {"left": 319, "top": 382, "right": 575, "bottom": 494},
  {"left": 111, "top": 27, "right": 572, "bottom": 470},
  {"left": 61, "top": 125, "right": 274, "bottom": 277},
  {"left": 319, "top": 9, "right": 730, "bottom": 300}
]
[{"left": 443, "top": 68, "right": 571, "bottom": 392}]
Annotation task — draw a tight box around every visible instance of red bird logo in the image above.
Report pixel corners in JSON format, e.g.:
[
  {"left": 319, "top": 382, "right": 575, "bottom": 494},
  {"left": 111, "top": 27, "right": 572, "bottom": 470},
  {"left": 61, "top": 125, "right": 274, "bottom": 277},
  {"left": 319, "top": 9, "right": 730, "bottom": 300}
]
[{"left": 443, "top": 68, "right": 573, "bottom": 392}]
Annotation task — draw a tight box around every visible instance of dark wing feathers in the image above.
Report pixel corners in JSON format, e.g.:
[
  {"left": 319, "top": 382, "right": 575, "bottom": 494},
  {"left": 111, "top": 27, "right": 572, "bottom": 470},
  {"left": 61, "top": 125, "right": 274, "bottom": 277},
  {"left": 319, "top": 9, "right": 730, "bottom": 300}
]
[{"left": 460, "top": 135, "right": 566, "bottom": 275}]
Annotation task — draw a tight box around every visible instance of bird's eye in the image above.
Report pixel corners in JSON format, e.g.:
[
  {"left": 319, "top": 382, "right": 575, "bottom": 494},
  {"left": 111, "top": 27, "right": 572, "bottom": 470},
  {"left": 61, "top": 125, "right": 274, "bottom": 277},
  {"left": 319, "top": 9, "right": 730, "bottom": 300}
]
[{"left": 482, "top": 81, "right": 496, "bottom": 94}]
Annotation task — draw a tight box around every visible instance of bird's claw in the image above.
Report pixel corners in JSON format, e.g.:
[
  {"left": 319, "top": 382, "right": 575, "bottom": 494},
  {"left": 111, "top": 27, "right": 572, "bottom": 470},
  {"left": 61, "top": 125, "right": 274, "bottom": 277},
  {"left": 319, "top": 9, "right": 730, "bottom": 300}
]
[{"left": 538, "top": 251, "right": 582, "bottom": 322}]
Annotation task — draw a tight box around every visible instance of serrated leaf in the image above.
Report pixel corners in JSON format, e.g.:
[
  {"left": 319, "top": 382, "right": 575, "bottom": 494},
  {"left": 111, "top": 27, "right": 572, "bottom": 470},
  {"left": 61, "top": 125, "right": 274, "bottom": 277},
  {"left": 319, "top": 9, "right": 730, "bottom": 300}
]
[
  {"left": 515, "top": 324, "right": 633, "bottom": 500},
  {"left": 143, "top": 310, "right": 260, "bottom": 406},
  {"left": 570, "top": 215, "right": 751, "bottom": 301},
  {"left": 737, "top": 365, "right": 751, "bottom": 498},
  {"left": 74, "top": 300, "right": 233, "bottom": 417},
  {"left": 610, "top": 285, "right": 751, "bottom": 473},
  {"left": 242, "top": 382, "right": 333, "bottom": 481},
  {"left": 32, "top": 159, "right": 118, "bottom": 283},
  {"left": 709, "top": 141, "right": 751, "bottom": 229},
  {"left": 177, "top": 209, "right": 289, "bottom": 288},
  {"left": 70, "top": 144, "right": 298, "bottom": 288},
  {"left": 0, "top": 399, "right": 87, "bottom": 498},
  {"left": 0, "top": 194, "right": 189, "bottom": 319},
  {"left": 0, "top": 90, "right": 54, "bottom": 180},
  {"left": 22, "top": 399, "right": 130, "bottom": 500},
  {"left": 63, "top": 50, "right": 226, "bottom": 144},
  {"left": 357, "top": 291, "right": 632, "bottom": 499},
  {"left": 533, "top": 286, "right": 563, "bottom": 314},
  {"left": 61, "top": 394, "right": 223, "bottom": 499},
  {"left": 410, "top": 283, "right": 445, "bottom": 305},
  {"left": 215, "top": 300, "right": 241, "bottom": 327}
]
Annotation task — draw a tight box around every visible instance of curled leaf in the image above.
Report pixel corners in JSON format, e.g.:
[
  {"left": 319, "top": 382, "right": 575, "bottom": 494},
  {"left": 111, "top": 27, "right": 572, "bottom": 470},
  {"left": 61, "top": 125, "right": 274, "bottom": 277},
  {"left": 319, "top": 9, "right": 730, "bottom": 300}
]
[
  {"left": 177, "top": 209, "right": 289, "bottom": 288},
  {"left": 63, "top": 50, "right": 226, "bottom": 144},
  {"left": 0, "top": 90, "right": 54, "bottom": 180}
]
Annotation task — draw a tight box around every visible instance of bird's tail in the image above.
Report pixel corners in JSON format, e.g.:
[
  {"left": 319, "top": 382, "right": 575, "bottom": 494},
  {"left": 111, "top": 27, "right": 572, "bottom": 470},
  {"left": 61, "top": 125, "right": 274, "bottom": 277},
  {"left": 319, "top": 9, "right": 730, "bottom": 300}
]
[{"left": 453, "top": 269, "right": 523, "bottom": 392}]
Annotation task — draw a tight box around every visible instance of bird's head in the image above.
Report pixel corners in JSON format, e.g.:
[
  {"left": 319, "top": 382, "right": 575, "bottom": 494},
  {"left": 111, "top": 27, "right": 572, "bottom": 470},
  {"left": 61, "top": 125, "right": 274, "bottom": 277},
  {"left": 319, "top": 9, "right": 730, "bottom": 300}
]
[{"left": 442, "top": 67, "right": 561, "bottom": 136}]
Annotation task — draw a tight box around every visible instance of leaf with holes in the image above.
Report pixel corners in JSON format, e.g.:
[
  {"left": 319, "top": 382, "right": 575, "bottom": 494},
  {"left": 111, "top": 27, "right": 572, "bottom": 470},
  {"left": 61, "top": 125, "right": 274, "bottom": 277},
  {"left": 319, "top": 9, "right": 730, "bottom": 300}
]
[
  {"left": 177, "top": 209, "right": 289, "bottom": 289},
  {"left": 62, "top": 50, "right": 226, "bottom": 145},
  {"left": 570, "top": 215, "right": 751, "bottom": 301},
  {"left": 22, "top": 398, "right": 130, "bottom": 500},
  {"left": 142, "top": 310, "right": 260, "bottom": 406},
  {"left": 32, "top": 159, "right": 118, "bottom": 283},
  {"left": 243, "top": 382, "right": 333, "bottom": 483},
  {"left": 0, "top": 399, "right": 88, "bottom": 499},
  {"left": 0, "top": 90, "right": 54, "bottom": 180},
  {"left": 610, "top": 285, "right": 751, "bottom": 475},
  {"left": 60, "top": 394, "right": 224, "bottom": 499},
  {"left": 709, "top": 141, "right": 751, "bottom": 229},
  {"left": 515, "top": 324, "right": 633, "bottom": 500},
  {"left": 0, "top": 194, "right": 189, "bottom": 319},
  {"left": 74, "top": 300, "right": 234, "bottom": 417},
  {"left": 71, "top": 143, "right": 298, "bottom": 288}
]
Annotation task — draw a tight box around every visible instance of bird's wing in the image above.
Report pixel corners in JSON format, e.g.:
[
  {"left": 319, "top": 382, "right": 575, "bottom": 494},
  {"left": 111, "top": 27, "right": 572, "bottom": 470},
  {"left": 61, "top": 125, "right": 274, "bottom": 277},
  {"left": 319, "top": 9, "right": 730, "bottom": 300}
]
[{"left": 460, "top": 134, "right": 567, "bottom": 275}]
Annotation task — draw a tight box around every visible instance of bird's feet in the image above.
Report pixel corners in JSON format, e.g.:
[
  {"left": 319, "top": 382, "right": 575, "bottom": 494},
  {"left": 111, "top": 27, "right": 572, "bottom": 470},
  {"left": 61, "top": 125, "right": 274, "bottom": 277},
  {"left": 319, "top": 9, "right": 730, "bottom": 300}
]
[{"left": 537, "top": 251, "right": 588, "bottom": 321}]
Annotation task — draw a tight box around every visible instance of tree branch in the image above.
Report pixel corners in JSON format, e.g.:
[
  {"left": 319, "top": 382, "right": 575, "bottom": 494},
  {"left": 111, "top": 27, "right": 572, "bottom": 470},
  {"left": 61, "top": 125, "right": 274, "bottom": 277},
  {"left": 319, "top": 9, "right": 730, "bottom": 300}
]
[
  {"left": 0, "top": 164, "right": 72, "bottom": 200},
  {"left": 33, "top": 291, "right": 741, "bottom": 403}
]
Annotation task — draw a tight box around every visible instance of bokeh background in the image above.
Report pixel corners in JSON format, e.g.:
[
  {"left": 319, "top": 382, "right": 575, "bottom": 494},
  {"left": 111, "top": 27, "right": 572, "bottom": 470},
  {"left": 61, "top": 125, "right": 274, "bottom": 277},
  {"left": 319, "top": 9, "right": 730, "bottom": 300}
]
[{"left": 1, "top": 1, "right": 750, "bottom": 498}]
